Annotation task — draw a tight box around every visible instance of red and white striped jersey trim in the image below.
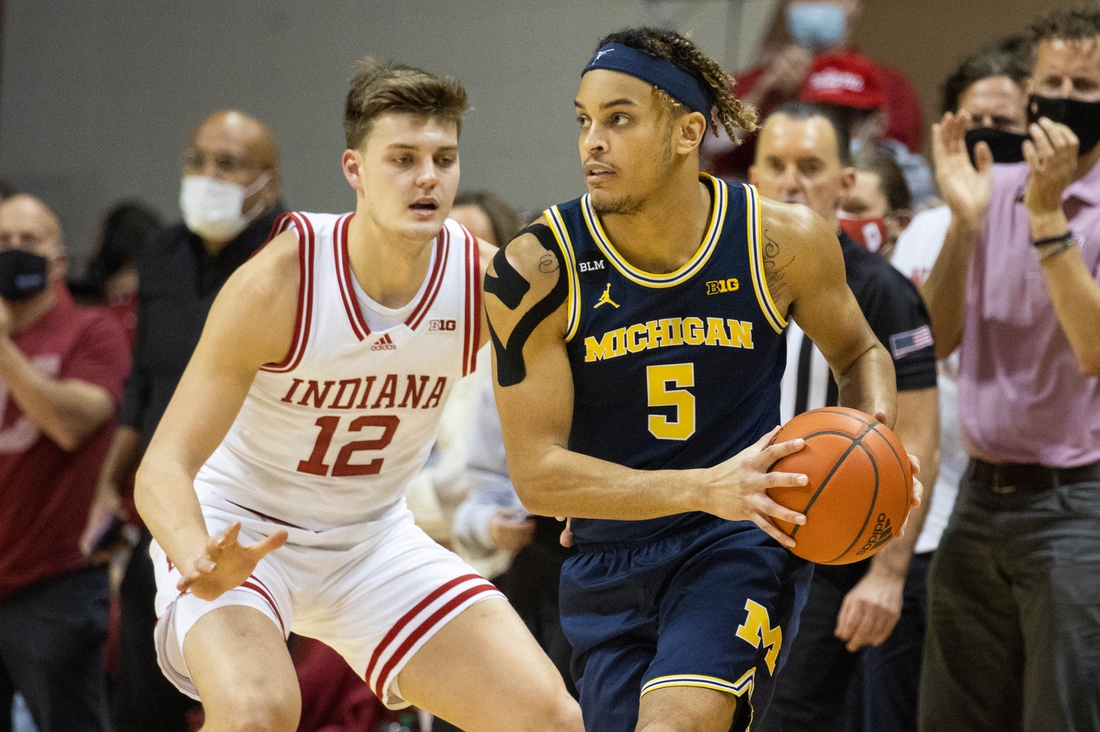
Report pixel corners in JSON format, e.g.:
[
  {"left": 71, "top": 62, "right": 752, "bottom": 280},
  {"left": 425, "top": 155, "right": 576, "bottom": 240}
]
[
  {"left": 333, "top": 215, "right": 453, "bottom": 341},
  {"left": 364, "top": 573, "right": 499, "bottom": 699},
  {"left": 460, "top": 226, "right": 481, "bottom": 376},
  {"left": 261, "top": 213, "right": 316, "bottom": 373}
]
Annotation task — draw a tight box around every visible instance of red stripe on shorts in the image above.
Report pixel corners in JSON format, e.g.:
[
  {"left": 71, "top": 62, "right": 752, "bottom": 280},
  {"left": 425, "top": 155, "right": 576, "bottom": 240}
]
[
  {"left": 371, "top": 583, "right": 498, "bottom": 700},
  {"left": 363, "top": 574, "right": 482, "bottom": 687},
  {"left": 241, "top": 579, "right": 285, "bottom": 635}
]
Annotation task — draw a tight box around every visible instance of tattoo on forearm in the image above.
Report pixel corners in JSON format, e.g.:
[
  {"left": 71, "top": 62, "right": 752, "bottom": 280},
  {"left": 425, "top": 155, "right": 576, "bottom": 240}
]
[
  {"left": 485, "top": 225, "right": 568, "bottom": 387},
  {"left": 762, "top": 228, "right": 795, "bottom": 302}
]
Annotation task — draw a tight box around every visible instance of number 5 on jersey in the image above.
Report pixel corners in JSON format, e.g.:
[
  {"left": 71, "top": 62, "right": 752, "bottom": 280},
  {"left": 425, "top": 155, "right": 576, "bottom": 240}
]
[
  {"left": 298, "top": 415, "right": 400, "bottom": 477},
  {"left": 647, "top": 363, "right": 695, "bottom": 441}
]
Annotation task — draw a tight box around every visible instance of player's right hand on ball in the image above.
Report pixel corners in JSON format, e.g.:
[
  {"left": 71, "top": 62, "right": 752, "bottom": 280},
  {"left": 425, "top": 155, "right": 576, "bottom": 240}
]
[
  {"left": 700, "top": 426, "right": 808, "bottom": 548},
  {"left": 177, "top": 522, "right": 288, "bottom": 601}
]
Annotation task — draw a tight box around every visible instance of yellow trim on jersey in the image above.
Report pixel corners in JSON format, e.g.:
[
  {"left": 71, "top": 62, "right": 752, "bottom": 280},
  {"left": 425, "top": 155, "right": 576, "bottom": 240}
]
[
  {"left": 744, "top": 184, "right": 787, "bottom": 334},
  {"left": 580, "top": 174, "right": 728, "bottom": 289},
  {"left": 639, "top": 668, "right": 757, "bottom": 699},
  {"left": 545, "top": 207, "right": 582, "bottom": 342}
]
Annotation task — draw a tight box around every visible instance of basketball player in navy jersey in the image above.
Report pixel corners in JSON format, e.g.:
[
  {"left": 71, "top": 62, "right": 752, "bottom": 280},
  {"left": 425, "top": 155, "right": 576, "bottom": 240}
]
[{"left": 485, "top": 29, "right": 921, "bottom": 732}]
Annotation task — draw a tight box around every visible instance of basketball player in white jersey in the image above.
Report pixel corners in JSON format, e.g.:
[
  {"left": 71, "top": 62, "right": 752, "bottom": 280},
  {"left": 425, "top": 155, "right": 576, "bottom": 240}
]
[{"left": 134, "top": 59, "right": 583, "bottom": 732}]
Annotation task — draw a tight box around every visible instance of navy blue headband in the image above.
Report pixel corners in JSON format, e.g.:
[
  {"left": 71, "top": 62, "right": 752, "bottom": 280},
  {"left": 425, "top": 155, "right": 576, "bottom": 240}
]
[{"left": 582, "top": 43, "right": 713, "bottom": 117}]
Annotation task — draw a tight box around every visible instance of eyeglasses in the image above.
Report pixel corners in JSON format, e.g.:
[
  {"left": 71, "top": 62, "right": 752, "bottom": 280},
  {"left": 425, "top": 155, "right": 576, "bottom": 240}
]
[{"left": 182, "top": 149, "right": 260, "bottom": 176}]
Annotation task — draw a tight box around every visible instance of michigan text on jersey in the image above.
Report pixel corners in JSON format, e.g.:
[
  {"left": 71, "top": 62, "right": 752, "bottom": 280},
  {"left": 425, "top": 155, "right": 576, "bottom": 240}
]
[{"left": 584, "top": 317, "right": 754, "bottom": 362}]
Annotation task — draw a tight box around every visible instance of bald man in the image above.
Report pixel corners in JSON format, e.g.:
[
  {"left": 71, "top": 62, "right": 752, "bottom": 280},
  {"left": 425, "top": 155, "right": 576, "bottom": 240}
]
[
  {"left": 82, "top": 109, "right": 285, "bottom": 732},
  {"left": 0, "top": 195, "right": 131, "bottom": 732}
]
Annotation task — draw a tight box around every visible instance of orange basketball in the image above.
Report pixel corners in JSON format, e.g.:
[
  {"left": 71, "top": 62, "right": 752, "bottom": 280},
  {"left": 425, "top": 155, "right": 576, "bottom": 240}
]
[{"left": 767, "top": 407, "right": 912, "bottom": 565}]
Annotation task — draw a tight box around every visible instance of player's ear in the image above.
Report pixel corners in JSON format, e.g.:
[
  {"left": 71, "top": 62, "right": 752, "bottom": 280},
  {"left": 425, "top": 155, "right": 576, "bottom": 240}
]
[
  {"left": 342, "top": 149, "right": 365, "bottom": 191},
  {"left": 675, "top": 111, "right": 708, "bottom": 155},
  {"left": 839, "top": 166, "right": 857, "bottom": 195}
]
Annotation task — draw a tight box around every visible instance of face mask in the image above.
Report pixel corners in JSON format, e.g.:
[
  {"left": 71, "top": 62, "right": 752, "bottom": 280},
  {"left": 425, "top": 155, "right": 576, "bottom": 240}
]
[
  {"left": 786, "top": 2, "right": 847, "bottom": 52},
  {"left": 1027, "top": 94, "right": 1100, "bottom": 156},
  {"left": 179, "top": 172, "right": 271, "bottom": 243},
  {"left": 0, "top": 249, "right": 49, "bottom": 301},
  {"left": 965, "top": 127, "right": 1029, "bottom": 165},
  {"left": 837, "top": 213, "right": 888, "bottom": 253}
]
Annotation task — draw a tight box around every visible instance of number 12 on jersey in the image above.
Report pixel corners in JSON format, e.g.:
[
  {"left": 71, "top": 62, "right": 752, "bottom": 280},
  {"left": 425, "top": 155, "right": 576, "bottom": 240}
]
[
  {"left": 647, "top": 363, "right": 695, "bottom": 441},
  {"left": 298, "top": 415, "right": 400, "bottom": 477}
]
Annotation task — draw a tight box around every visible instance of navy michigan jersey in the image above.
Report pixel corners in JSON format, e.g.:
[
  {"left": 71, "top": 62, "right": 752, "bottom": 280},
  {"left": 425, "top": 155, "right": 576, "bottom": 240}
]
[{"left": 545, "top": 175, "right": 788, "bottom": 545}]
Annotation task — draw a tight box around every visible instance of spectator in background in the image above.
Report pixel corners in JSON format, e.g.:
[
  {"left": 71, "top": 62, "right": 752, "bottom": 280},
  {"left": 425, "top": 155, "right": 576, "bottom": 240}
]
[
  {"left": 892, "top": 44, "right": 1030, "bottom": 288},
  {"left": 840, "top": 146, "right": 912, "bottom": 259},
  {"left": 69, "top": 201, "right": 162, "bottom": 344},
  {"left": 799, "top": 54, "right": 936, "bottom": 208},
  {"left": 0, "top": 195, "right": 131, "bottom": 732},
  {"left": 748, "top": 104, "right": 939, "bottom": 732},
  {"left": 706, "top": 0, "right": 924, "bottom": 180},
  {"left": 919, "top": 9, "right": 1100, "bottom": 730},
  {"left": 451, "top": 190, "right": 521, "bottom": 248},
  {"left": 403, "top": 190, "right": 521, "bottom": 553},
  {"left": 857, "top": 44, "right": 1031, "bottom": 732},
  {"left": 81, "top": 109, "right": 284, "bottom": 732}
]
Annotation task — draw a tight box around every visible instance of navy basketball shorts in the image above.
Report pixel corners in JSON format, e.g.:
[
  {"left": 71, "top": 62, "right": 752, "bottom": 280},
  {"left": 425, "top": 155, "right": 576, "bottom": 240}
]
[{"left": 559, "top": 516, "right": 813, "bottom": 732}]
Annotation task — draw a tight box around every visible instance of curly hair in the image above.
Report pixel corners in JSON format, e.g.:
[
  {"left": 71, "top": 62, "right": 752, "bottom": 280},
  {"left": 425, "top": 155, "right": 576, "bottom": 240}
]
[{"left": 596, "top": 28, "right": 758, "bottom": 138}]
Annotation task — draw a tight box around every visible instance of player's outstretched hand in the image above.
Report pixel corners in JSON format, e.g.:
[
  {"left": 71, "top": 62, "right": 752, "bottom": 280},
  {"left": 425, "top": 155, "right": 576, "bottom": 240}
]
[
  {"left": 177, "top": 523, "right": 288, "bottom": 601},
  {"left": 702, "top": 427, "right": 808, "bottom": 548}
]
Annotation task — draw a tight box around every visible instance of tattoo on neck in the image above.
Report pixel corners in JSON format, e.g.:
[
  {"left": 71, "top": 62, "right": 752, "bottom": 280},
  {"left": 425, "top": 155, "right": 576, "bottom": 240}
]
[{"left": 762, "top": 228, "right": 795, "bottom": 304}]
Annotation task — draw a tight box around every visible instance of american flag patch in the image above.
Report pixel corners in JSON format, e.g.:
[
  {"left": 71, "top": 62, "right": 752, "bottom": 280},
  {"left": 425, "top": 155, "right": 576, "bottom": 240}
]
[{"left": 889, "top": 325, "right": 934, "bottom": 359}]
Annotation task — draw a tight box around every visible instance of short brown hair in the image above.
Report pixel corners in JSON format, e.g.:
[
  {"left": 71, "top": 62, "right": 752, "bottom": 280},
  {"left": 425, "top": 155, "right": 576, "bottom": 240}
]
[
  {"left": 1029, "top": 9, "right": 1100, "bottom": 44},
  {"left": 344, "top": 57, "right": 469, "bottom": 150},
  {"left": 852, "top": 146, "right": 911, "bottom": 213}
]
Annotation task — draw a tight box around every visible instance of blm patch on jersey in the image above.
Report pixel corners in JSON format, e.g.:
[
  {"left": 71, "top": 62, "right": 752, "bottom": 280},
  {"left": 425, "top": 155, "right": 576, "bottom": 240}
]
[{"left": 889, "top": 325, "right": 933, "bottom": 359}]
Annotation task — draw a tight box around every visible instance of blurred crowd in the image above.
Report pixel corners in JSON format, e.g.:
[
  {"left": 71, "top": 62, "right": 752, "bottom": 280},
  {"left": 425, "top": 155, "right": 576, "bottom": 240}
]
[{"left": 2, "top": 2, "right": 1099, "bottom": 731}]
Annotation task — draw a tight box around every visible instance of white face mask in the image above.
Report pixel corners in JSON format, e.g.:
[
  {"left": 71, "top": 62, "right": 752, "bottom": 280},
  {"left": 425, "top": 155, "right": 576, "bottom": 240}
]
[{"left": 179, "top": 172, "right": 271, "bottom": 243}]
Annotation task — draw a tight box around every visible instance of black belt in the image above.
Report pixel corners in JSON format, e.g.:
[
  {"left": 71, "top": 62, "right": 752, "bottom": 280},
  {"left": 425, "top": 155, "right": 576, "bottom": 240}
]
[{"left": 968, "top": 458, "right": 1100, "bottom": 494}]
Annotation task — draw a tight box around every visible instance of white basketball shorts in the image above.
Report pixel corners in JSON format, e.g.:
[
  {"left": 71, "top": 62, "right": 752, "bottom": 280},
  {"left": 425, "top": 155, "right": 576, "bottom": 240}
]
[{"left": 151, "top": 496, "right": 503, "bottom": 708}]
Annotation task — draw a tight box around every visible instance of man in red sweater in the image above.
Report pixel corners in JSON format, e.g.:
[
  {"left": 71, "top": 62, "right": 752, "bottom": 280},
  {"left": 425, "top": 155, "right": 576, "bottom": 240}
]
[{"left": 0, "top": 195, "right": 131, "bottom": 732}]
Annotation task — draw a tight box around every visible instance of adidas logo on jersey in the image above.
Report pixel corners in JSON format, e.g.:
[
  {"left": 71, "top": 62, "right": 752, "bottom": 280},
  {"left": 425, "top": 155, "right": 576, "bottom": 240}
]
[
  {"left": 371, "top": 334, "right": 397, "bottom": 351},
  {"left": 856, "top": 514, "right": 893, "bottom": 556}
]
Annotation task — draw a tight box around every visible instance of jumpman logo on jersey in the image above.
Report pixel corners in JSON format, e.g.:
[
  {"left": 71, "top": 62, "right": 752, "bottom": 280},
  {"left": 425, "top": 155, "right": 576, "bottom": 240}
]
[{"left": 594, "top": 283, "right": 620, "bottom": 309}]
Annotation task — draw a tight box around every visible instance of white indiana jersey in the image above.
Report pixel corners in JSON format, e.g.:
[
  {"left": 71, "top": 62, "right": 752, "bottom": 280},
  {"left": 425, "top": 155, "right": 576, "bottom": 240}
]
[{"left": 195, "top": 211, "right": 482, "bottom": 532}]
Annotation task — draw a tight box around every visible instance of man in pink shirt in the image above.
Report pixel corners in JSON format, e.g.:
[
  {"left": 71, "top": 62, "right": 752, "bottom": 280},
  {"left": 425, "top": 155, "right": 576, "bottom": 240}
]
[
  {"left": 0, "top": 195, "right": 131, "bottom": 731},
  {"left": 919, "top": 10, "right": 1100, "bottom": 731}
]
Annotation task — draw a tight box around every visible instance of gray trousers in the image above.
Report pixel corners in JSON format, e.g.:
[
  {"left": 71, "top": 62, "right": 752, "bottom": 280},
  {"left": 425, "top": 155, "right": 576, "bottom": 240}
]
[{"left": 919, "top": 462, "right": 1100, "bottom": 732}]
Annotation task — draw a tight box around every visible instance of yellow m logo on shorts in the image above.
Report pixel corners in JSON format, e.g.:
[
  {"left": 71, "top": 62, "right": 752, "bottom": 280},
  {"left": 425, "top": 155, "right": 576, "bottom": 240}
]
[{"left": 735, "top": 599, "right": 782, "bottom": 675}]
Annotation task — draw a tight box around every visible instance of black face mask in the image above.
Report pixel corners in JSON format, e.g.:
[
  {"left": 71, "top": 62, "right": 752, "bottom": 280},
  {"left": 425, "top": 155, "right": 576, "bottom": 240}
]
[
  {"left": 965, "top": 127, "right": 1029, "bottom": 165},
  {"left": 1028, "top": 94, "right": 1100, "bottom": 155},
  {"left": 0, "top": 249, "right": 49, "bottom": 301}
]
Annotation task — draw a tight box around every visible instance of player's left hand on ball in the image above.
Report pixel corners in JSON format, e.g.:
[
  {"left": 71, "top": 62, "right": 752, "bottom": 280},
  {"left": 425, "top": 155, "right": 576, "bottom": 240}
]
[
  {"left": 834, "top": 569, "right": 904, "bottom": 652},
  {"left": 702, "top": 426, "right": 808, "bottom": 548},
  {"left": 176, "top": 522, "right": 288, "bottom": 601}
]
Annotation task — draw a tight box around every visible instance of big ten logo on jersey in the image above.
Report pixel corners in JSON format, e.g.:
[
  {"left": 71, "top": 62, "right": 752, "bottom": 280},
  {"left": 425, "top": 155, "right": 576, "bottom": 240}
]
[
  {"left": 282, "top": 374, "right": 449, "bottom": 479},
  {"left": 577, "top": 251, "right": 609, "bottom": 284},
  {"left": 705, "top": 277, "right": 739, "bottom": 295},
  {"left": 428, "top": 319, "right": 457, "bottom": 332}
]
